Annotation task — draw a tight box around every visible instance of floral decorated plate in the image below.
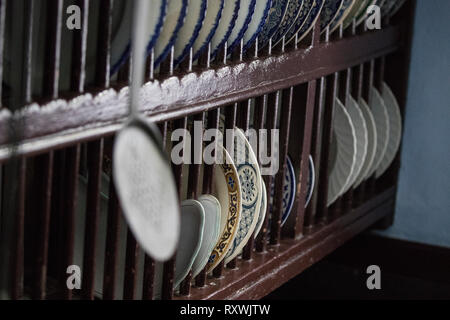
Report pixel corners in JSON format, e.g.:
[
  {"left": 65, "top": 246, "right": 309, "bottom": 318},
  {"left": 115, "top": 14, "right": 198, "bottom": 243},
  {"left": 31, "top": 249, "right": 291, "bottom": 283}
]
[
  {"left": 257, "top": 0, "right": 290, "bottom": 51},
  {"left": 283, "top": 0, "right": 315, "bottom": 46},
  {"left": 329, "top": 0, "right": 355, "bottom": 34},
  {"left": 320, "top": 0, "right": 344, "bottom": 32},
  {"left": 224, "top": 129, "right": 262, "bottom": 263},
  {"left": 296, "top": 0, "right": 325, "bottom": 44},
  {"left": 207, "top": 146, "right": 242, "bottom": 272},
  {"left": 271, "top": 0, "right": 305, "bottom": 46}
]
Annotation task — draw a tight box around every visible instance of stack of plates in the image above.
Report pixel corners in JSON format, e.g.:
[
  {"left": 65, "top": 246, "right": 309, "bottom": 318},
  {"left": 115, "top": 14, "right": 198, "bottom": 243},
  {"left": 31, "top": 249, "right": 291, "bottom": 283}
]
[{"left": 327, "top": 82, "right": 403, "bottom": 206}]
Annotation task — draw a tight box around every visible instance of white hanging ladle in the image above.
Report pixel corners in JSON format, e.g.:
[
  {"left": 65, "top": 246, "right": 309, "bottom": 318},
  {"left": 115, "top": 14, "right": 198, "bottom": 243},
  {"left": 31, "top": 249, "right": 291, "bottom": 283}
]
[{"left": 112, "top": 0, "right": 180, "bottom": 262}]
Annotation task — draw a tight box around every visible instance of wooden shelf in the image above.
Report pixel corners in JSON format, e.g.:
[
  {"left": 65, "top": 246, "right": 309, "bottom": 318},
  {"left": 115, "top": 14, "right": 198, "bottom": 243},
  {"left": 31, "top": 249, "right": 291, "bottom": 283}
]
[
  {"left": 0, "top": 25, "right": 403, "bottom": 162},
  {"left": 176, "top": 187, "right": 396, "bottom": 300}
]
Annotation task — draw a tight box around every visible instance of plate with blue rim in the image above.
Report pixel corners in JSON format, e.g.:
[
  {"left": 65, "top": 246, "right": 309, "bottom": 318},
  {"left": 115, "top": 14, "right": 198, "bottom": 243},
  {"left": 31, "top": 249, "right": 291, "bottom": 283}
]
[
  {"left": 153, "top": 0, "right": 188, "bottom": 68},
  {"left": 271, "top": 0, "right": 305, "bottom": 47},
  {"left": 320, "top": 0, "right": 344, "bottom": 32},
  {"left": 111, "top": 0, "right": 167, "bottom": 75},
  {"left": 283, "top": 0, "right": 315, "bottom": 46},
  {"left": 173, "top": 0, "right": 208, "bottom": 66},
  {"left": 226, "top": 0, "right": 257, "bottom": 56},
  {"left": 305, "top": 155, "right": 315, "bottom": 208},
  {"left": 210, "top": 0, "right": 241, "bottom": 60},
  {"left": 296, "top": 0, "right": 325, "bottom": 44},
  {"left": 191, "top": 0, "right": 225, "bottom": 62},
  {"left": 257, "top": 0, "right": 290, "bottom": 52},
  {"left": 328, "top": 0, "right": 356, "bottom": 34},
  {"left": 224, "top": 128, "right": 262, "bottom": 264},
  {"left": 242, "top": 0, "right": 273, "bottom": 54},
  {"left": 269, "top": 155, "right": 297, "bottom": 226}
]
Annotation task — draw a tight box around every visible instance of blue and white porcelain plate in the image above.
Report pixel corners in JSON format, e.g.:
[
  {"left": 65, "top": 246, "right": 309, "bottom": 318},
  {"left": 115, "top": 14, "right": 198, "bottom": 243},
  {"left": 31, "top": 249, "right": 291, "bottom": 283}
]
[
  {"left": 296, "top": 0, "right": 324, "bottom": 43},
  {"left": 153, "top": 0, "right": 188, "bottom": 67},
  {"left": 242, "top": 0, "right": 272, "bottom": 53},
  {"left": 210, "top": 0, "right": 241, "bottom": 60},
  {"left": 328, "top": 0, "right": 355, "bottom": 33},
  {"left": 283, "top": 0, "right": 314, "bottom": 46},
  {"left": 227, "top": 0, "right": 257, "bottom": 55},
  {"left": 173, "top": 0, "right": 208, "bottom": 66},
  {"left": 320, "top": 0, "right": 344, "bottom": 32},
  {"left": 270, "top": 155, "right": 297, "bottom": 226},
  {"left": 305, "top": 155, "right": 315, "bottom": 208},
  {"left": 224, "top": 129, "right": 262, "bottom": 263},
  {"left": 191, "top": 0, "right": 225, "bottom": 62},
  {"left": 271, "top": 0, "right": 305, "bottom": 46},
  {"left": 257, "top": 0, "right": 290, "bottom": 51}
]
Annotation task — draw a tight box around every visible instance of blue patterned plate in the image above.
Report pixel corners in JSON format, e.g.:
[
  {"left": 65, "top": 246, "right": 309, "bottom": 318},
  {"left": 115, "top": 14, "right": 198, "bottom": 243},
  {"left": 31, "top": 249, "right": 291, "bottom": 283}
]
[
  {"left": 269, "top": 155, "right": 297, "bottom": 226},
  {"left": 271, "top": 0, "right": 305, "bottom": 46},
  {"left": 305, "top": 155, "right": 315, "bottom": 208},
  {"left": 283, "top": 0, "right": 315, "bottom": 46},
  {"left": 242, "top": 0, "right": 272, "bottom": 53},
  {"left": 329, "top": 0, "right": 355, "bottom": 33},
  {"left": 173, "top": 0, "right": 208, "bottom": 66},
  {"left": 224, "top": 128, "right": 262, "bottom": 263},
  {"left": 210, "top": 0, "right": 241, "bottom": 60},
  {"left": 111, "top": 0, "right": 167, "bottom": 75},
  {"left": 257, "top": 0, "right": 290, "bottom": 51},
  {"left": 153, "top": 0, "right": 188, "bottom": 67},
  {"left": 320, "top": 0, "right": 344, "bottom": 32},
  {"left": 191, "top": 0, "right": 225, "bottom": 62},
  {"left": 296, "top": 0, "right": 325, "bottom": 43},
  {"left": 227, "top": 0, "right": 257, "bottom": 56}
]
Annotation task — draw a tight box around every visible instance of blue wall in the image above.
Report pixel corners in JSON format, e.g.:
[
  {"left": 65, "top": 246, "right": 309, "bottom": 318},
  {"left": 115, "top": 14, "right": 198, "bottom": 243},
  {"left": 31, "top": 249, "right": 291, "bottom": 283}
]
[{"left": 377, "top": 0, "right": 450, "bottom": 247}]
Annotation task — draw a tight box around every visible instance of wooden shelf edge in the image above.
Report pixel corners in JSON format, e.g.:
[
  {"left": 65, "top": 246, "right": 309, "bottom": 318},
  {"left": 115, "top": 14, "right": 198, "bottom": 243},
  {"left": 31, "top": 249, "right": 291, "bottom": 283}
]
[
  {"left": 0, "top": 25, "right": 402, "bottom": 162},
  {"left": 176, "top": 187, "right": 396, "bottom": 300}
]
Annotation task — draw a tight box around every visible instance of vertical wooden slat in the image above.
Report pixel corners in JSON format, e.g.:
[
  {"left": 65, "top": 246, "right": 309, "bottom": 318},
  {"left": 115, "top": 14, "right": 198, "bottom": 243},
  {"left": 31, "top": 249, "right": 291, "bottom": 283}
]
[
  {"left": 95, "top": 0, "right": 114, "bottom": 87},
  {"left": 81, "top": 139, "right": 104, "bottom": 299},
  {"left": 162, "top": 118, "right": 187, "bottom": 300},
  {"left": 123, "top": 229, "right": 139, "bottom": 300},
  {"left": 0, "top": 0, "right": 6, "bottom": 104},
  {"left": 315, "top": 72, "right": 339, "bottom": 223},
  {"left": 256, "top": 92, "right": 278, "bottom": 251},
  {"left": 102, "top": 171, "right": 122, "bottom": 300},
  {"left": 270, "top": 88, "right": 293, "bottom": 245},
  {"left": 195, "top": 108, "right": 219, "bottom": 287}
]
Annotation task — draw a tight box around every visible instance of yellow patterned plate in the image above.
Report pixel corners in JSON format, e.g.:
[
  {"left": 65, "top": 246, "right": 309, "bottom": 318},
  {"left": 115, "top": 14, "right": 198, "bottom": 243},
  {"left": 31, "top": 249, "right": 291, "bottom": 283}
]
[{"left": 207, "top": 146, "right": 242, "bottom": 272}]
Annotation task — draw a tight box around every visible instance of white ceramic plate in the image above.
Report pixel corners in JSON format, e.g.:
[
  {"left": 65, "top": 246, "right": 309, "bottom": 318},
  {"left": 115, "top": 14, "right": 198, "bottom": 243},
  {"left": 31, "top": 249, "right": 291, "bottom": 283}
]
[
  {"left": 153, "top": 0, "right": 188, "bottom": 67},
  {"left": 343, "top": 0, "right": 369, "bottom": 29},
  {"left": 254, "top": 180, "right": 268, "bottom": 239},
  {"left": 173, "top": 0, "right": 208, "bottom": 66},
  {"left": 242, "top": 0, "right": 273, "bottom": 53},
  {"left": 191, "top": 195, "right": 221, "bottom": 277},
  {"left": 207, "top": 146, "right": 242, "bottom": 272},
  {"left": 305, "top": 155, "right": 316, "bottom": 208},
  {"left": 366, "top": 87, "right": 390, "bottom": 179},
  {"left": 210, "top": 0, "right": 240, "bottom": 59},
  {"left": 327, "top": 99, "right": 357, "bottom": 206},
  {"left": 191, "top": 0, "right": 225, "bottom": 61},
  {"left": 174, "top": 199, "right": 205, "bottom": 288},
  {"left": 296, "top": 0, "right": 325, "bottom": 44},
  {"left": 227, "top": 0, "right": 257, "bottom": 55},
  {"left": 340, "top": 95, "right": 368, "bottom": 196},
  {"left": 376, "top": 82, "right": 403, "bottom": 178},
  {"left": 353, "top": 98, "right": 377, "bottom": 188},
  {"left": 224, "top": 128, "right": 262, "bottom": 263}
]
